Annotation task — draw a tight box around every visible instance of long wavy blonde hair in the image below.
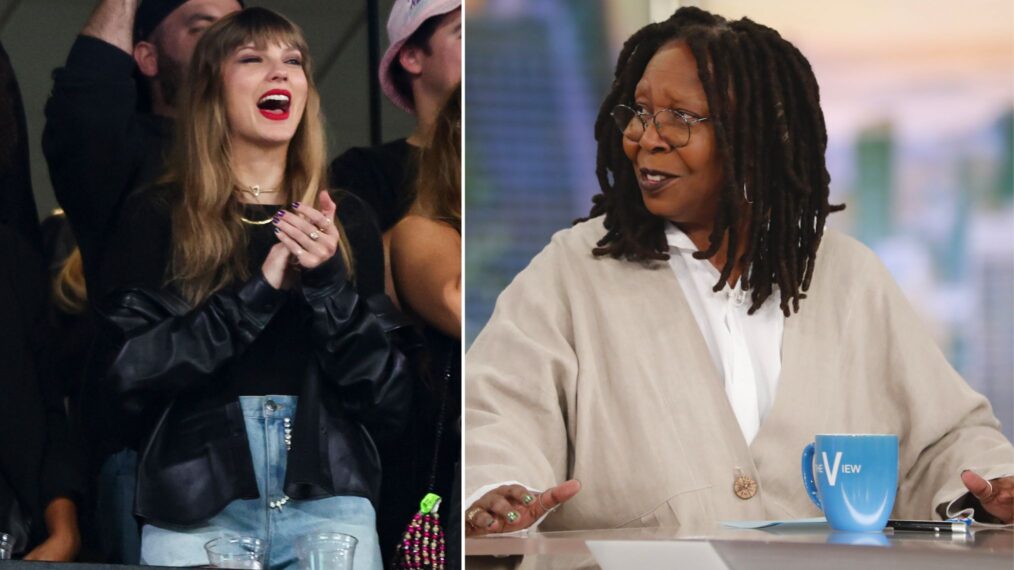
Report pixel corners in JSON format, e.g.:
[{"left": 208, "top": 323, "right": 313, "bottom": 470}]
[{"left": 167, "top": 7, "right": 352, "bottom": 305}]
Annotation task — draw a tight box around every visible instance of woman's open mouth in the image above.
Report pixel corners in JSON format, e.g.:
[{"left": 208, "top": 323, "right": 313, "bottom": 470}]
[
  {"left": 638, "top": 167, "right": 681, "bottom": 193},
  {"left": 257, "top": 89, "right": 291, "bottom": 121}
]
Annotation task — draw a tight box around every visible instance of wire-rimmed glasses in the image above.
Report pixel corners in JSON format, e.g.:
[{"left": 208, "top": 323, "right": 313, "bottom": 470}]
[{"left": 610, "top": 104, "right": 710, "bottom": 148}]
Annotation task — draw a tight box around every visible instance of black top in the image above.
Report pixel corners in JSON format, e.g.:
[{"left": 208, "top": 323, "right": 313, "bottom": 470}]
[
  {"left": 105, "top": 187, "right": 386, "bottom": 397},
  {"left": 40, "top": 213, "right": 93, "bottom": 407},
  {"left": 42, "top": 35, "right": 172, "bottom": 301},
  {"left": 0, "top": 224, "right": 83, "bottom": 551},
  {"left": 329, "top": 138, "right": 419, "bottom": 233}
]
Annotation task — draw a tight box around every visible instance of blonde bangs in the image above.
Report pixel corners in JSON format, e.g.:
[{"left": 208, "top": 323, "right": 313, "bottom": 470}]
[{"left": 216, "top": 12, "right": 312, "bottom": 70}]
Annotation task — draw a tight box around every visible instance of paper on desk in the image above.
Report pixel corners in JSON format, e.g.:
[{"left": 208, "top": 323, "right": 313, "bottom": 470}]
[
  {"left": 588, "top": 540, "right": 730, "bottom": 570},
  {"left": 720, "top": 516, "right": 827, "bottom": 529}
]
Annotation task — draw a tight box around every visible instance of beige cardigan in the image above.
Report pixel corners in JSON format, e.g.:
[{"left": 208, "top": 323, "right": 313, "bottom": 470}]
[{"left": 466, "top": 217, "right": 1013, "bottom": 533}]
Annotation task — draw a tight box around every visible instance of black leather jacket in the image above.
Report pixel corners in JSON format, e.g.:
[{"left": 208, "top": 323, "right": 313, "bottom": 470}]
[{"left": 98, "top": 259, "right": 413, "bottom": 526}]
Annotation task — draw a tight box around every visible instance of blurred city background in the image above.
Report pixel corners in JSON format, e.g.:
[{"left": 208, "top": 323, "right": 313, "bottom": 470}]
[{"left": 464, "top": 0, "right": 1014, "bottom": 438}]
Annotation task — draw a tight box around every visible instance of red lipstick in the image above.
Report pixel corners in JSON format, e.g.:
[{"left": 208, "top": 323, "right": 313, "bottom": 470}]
[{"left": 257, "top": 89, "right": 291, "bottom": 121}]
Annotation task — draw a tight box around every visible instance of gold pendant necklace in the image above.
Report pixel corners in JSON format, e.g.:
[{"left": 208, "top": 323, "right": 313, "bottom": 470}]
[
  {"left": 237, "top": 183, "right": 282, "bottom": 224},
  {"left": 244, "top": 184, "right": 280, "bottom": 198}
]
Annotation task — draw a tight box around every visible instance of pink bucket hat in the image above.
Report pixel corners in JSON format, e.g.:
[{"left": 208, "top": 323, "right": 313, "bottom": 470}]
[{"left": 379, "top": 0, "right": 461, "bottom": 113}]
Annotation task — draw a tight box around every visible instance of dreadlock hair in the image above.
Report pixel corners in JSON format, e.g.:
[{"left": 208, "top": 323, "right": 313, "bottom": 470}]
[{"left": 581, "top": 6, "right": 845, "bottom": 317}]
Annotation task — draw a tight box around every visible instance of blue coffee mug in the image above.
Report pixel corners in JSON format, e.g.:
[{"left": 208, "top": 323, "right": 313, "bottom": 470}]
[{"left": 801, "top": 434, "right": 898, "bottom": 532}]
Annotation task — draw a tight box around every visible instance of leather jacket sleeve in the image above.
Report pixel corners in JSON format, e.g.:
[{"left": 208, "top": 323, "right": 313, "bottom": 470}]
[
  {"left": 300, "top": 256, "right": 413, "bottom": 443},
  {"left": 98, "top": 273, "right": 287, "bottom": 416}
]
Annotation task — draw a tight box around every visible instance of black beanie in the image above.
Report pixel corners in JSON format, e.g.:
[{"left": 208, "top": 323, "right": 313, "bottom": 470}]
[{"left": 134, "top": 0, "right": 245, "bottom": 43}]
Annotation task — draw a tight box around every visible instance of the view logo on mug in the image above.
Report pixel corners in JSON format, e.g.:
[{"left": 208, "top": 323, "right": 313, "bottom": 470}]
[{"left": 801, "top": 434, "right": 899, "bottom": 532}]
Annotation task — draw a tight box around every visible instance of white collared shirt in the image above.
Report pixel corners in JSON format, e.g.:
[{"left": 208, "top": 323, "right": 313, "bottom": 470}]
[{"left": 664, "top": 223, "right": 785, "bottom": 445}]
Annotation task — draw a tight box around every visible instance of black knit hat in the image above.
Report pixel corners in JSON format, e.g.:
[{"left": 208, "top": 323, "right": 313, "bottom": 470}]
[{"left": 134, "top": 0, "right": 245, "bottom": 43}]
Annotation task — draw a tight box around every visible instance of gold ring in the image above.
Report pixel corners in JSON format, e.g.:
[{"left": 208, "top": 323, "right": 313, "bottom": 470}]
[
  {"left": 309, "top": 231, "right": 320, "bottom": 241},
  {"left": 466, "top": 507, "right": 484, "bottom": 523}
]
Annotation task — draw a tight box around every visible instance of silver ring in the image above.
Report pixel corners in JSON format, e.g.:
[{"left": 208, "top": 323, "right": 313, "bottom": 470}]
[
  {"left": 309, "top": 231, "right": 320, "bottom": 241},
  {"left": 537, "top": 492, "right": 556, "bottom": 513}
]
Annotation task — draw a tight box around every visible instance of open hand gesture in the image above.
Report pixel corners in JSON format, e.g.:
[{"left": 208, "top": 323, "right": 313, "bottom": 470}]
[
  {"left": 464, "top": 480, "right": 581, "bottom": 537},
  {"left": 961, "top": 471, "right": 1013, "bottom": 523}
]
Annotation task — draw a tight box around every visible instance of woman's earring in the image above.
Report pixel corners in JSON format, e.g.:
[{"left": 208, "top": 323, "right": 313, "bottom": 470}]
[{"left": 743, "top": 183, "right": 754, "bottom": 204}]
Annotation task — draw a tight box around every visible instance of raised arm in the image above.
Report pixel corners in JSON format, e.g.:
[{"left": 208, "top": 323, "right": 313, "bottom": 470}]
[
  {"left": 42, "top": 0, "right": 149, "bottom": 277},
  {"left": 81, "top": 0, "right": 138, "bottom": 54}
]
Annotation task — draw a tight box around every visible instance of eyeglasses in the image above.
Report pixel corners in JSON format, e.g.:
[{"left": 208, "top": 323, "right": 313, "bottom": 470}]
[{"left": 610, "top": 104, "right": 710, "bottom": 148}]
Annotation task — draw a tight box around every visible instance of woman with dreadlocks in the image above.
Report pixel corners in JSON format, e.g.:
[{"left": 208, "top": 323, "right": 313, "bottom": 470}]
[{"left": 464, "top": 7, "right": 1013, "bottom": 538}]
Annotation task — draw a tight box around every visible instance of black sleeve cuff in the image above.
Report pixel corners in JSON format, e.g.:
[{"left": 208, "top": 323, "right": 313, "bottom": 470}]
[
  {"left": 301, "top": 255, "right": 349, "bottom": 291},
  {"left": 64, "top": 35, "right": 136, "bottom": 78},
  {"left": 240, "top": 273, "right": 288, "bottom": 325}
]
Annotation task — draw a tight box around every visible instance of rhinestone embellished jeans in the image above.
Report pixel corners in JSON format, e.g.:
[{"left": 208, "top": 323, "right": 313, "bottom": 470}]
[{"left": 140, "top": 396, "right": 381, "bottom": 569}]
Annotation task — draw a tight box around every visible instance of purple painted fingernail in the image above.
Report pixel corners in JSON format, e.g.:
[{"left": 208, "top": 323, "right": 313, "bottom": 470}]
[
  {"left": 291, "top": 201, "right": 300, "bottom": 208},
  {"left": 277, "top": 210, "right": 285, "bottom": 217},
  {"left": 272, "top": 218, "right": 280, "bottom": 224}
]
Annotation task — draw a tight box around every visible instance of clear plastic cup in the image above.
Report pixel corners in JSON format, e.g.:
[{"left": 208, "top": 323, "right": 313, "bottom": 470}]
[
  {"left": 294, "top": 531, "right": 357, "bottom": 570},
  {"left": 204, "top": 535, "right": 266, "bottom": 569},
  {"left": 0, "top": 533, "right": 14, "bottom": 560}
]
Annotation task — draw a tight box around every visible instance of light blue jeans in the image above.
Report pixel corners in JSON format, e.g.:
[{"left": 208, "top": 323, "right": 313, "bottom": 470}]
[{"left": 140, "top": 396, "right": 382, "bottom": 570}]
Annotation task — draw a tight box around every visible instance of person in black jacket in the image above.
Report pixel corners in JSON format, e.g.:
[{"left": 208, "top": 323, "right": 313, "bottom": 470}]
[
  {"left": 0, "top": 224, "right": 84, "bottom": 561},
  {"left": 43, "top": 0, "right": 242, "bottom": 300},
  {"left": 98, "top": 9, "right": 410, "bottom": 570}
]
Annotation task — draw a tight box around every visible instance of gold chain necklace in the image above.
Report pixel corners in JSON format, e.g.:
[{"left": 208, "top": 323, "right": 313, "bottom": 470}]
[
  {"left": 237, "top": 184, "right": 283, "bottom": 225},
  {"left": 240, "top": 214, "right": 274, "bottom": 225},
  {"left": 241, "top": 184, "right": 280, "bottom": 198}
]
